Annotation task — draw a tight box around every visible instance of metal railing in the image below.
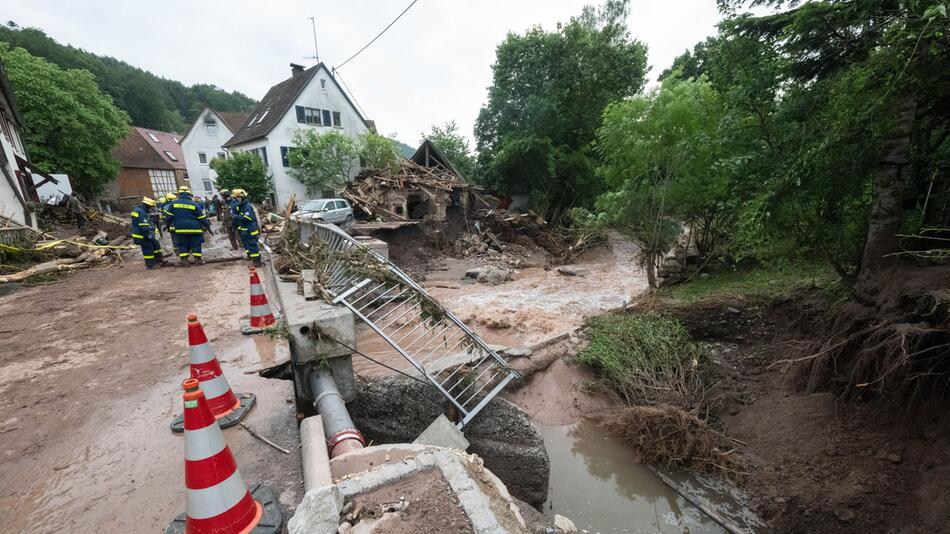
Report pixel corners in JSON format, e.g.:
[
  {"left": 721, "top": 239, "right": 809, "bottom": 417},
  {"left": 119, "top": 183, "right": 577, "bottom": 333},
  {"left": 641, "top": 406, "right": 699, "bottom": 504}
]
[{"left": 309, "top": 223, "right": 519, "bottom": 429}]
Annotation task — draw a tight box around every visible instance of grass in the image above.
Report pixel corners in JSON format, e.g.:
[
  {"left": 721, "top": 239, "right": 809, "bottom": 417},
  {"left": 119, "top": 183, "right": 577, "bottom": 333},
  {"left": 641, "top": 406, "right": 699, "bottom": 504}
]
[
  {"left": 577, "top": 312, "right": 707, "bottom": 411},
  {"left": 663, "top": 261, "right": 837, "bottom": 303}
]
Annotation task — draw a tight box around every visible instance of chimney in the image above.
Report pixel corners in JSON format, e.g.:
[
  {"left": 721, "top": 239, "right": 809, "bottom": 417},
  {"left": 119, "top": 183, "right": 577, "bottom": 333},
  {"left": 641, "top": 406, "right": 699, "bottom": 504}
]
[{"left": 290, "top": 63, "right": 305, "bottom": 77}]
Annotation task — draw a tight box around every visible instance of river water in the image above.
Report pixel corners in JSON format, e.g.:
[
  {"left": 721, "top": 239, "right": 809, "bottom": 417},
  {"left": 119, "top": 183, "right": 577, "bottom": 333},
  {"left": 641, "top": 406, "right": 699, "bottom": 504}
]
[{"left": 538, "top": 422, "right": 726, "bottom": 534}]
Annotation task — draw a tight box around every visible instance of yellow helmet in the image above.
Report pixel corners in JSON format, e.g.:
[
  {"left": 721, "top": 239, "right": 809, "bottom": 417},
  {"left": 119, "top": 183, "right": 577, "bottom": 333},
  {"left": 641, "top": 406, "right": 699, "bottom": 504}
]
[
  {"left": 232, "top": 189, "right": 247, "bottom": 197},
  {"left": 219, "top": 189, "right": 230, "bottom": 195},
  {"left": 157, "top": 195, "right": 167, "bottom": 203},
  {"left": 142, "top": 197, "right": 156, "bottom": 207},
  {"left": 166, "top": 193, "right": 177, "bottom": 201},
  {"left": 178, "top": 185, "right": 191, "bottom": 193}
]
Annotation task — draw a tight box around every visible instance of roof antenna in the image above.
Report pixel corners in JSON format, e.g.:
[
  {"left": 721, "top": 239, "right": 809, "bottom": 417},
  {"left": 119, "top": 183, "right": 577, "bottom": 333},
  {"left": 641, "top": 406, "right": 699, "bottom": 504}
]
[{"left": 305, "top": 17, "right": 320, "bottom": 63}]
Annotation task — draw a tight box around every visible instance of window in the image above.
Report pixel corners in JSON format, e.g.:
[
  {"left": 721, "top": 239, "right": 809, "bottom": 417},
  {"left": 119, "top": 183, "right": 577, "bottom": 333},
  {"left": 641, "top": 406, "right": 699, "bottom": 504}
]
[
  {"left": 163, "top": 150, "right": 178, "bottom": 161},
  {"left": 148, "top": 169, "right": 177, "bottom": 197},
  {"left": 147, "top": 132, "right": 160, "bottom": 142},
  {"left": 320, "top": 79, "right": 327, "bottom": 90},
  {"left": 280, "top": 146, "right": 291, "bottom": 168},
  {"left": 332, "top": 111, "right": 342, "bottom": 127},
  {"left": 172, "top": 137, "right": 180, "bottom": 144},
  {"left": 249, "top": 147, "right": 268, "bottom": 168},
  {"left": 257, "top": 109, "right": 269, "bottom": 124},
  {"left": 296, "top": 106, "right": 323, "bottom": 125},
  {"left": 217, "top": 152, "right": 226, "bottom": 159},
  {"left": 322, "top": 109, "right": 332, "bottom": 126},
  {"left": 198, "top": 152, "right": 207, "bottom": 164},
  {"left": 206, "top": 122, "right": 218, "bottom": 136},
  {"left": 202, "top": 179, "right": 213, "bottom": 193},
  {"left": 334, "top": 201, "right": 346, "bottom": 209}
]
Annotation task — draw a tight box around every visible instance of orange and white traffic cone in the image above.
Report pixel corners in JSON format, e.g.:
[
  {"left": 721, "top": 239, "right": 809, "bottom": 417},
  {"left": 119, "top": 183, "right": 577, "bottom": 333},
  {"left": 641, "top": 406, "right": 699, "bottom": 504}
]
[
  {"left": 242, "top": 266, "right": 277, "bottom": 335},
  {"left": 165, "top": 378, "right": 281, "bottom": 534},
  {"left": 170, "top": 313, "right": 256, "bottom": 433}
]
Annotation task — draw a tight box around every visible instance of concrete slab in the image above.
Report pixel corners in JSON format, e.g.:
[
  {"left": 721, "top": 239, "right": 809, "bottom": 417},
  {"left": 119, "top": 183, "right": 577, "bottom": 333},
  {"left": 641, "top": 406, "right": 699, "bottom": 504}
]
[
  {"left": 300, "top": 416, "right": 333, "bottom": 491},
  {"left": 414, "top": 414, "right": 470, "bottom": 450}
]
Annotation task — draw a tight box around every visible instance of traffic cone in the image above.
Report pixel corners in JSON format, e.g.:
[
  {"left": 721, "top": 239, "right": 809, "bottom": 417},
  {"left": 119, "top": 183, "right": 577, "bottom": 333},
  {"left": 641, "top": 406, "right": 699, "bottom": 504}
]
[
  {"left": 242, "top": 266, "right": 276, "bottom": 335},
  {"left": 170, "top": 312, "right": 256, "bottom": 433},
  {"left": 165, "top": 378, "right": 281, "bottom": 534}
]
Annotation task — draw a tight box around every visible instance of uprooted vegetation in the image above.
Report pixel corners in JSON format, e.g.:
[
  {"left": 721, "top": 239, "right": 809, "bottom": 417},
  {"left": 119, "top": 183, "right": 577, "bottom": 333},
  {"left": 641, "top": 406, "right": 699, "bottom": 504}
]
[{"left": 577, "top": 312, "right": 742, "bottom": 477}]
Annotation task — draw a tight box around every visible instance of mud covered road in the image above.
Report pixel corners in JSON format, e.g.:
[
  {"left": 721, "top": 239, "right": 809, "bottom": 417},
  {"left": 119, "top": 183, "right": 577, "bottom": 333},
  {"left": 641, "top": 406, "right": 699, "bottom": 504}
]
[{"left": 0, "top": 234, "right": 302, "bottom": 533}]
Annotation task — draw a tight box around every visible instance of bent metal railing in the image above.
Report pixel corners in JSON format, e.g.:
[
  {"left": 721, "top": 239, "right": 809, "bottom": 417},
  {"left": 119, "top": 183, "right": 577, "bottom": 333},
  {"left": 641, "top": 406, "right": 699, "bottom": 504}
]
[{"left": 310, "top": 223, "right": 519, "bottom": 429}]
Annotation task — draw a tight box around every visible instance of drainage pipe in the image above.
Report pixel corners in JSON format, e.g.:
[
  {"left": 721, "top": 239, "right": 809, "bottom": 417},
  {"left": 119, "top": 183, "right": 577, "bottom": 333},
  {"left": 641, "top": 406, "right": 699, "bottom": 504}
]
[{"left": 309, "top": 369, "right": 365, "bottom": 458}]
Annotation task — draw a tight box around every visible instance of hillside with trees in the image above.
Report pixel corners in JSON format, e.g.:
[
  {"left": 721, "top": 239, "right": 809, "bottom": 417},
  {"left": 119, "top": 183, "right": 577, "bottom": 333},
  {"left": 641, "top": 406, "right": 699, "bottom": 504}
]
[{"left": 0, "top": 22, "right": 256, "bottom": 133}]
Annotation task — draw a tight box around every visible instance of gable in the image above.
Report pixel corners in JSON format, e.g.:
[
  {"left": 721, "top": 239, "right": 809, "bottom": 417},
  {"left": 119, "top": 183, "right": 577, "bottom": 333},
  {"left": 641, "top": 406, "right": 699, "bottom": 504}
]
[{"left": 223, "top": 63, "right": 368, "bottom": 147}]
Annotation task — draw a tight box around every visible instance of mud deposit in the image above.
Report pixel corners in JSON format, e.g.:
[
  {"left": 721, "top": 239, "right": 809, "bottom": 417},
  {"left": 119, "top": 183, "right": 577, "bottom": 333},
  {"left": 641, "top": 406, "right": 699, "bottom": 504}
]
[{"left": 539, "top": 421, "right": 724, "bottom": 534}]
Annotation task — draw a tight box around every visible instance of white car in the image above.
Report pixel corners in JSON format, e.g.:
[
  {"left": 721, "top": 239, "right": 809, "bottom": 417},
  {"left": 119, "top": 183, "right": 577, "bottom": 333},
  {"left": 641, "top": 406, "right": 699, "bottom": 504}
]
[{"left": 292, "top": 198, "right": 354, "bottom": 225}]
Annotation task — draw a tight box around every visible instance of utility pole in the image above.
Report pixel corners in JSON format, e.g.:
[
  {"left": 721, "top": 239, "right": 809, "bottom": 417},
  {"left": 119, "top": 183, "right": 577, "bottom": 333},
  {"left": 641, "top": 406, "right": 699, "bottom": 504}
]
[{"left": 305, "top": 17, "right": 320, "bottom": 63}]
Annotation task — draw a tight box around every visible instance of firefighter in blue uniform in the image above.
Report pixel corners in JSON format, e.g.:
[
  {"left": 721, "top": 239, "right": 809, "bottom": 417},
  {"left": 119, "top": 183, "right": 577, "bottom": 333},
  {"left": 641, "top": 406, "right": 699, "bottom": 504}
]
[
  {"left": 160, "top": 192, "right": 178, "bottom": 255},
  {"left": 231, "top": 189, "right": 262, "bottom": 266},
  {"left": 130, "top": 197, "right": 165, "bottom": 269},
  {"left": 167, "top": 186, "right": 211, "bottom": 266}
]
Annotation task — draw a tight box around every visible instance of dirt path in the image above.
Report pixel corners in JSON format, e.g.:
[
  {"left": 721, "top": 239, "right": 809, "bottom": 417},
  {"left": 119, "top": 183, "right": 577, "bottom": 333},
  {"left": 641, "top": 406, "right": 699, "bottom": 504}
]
[{"left": 0, "top": 233, "right": 302, "bottom": 533}]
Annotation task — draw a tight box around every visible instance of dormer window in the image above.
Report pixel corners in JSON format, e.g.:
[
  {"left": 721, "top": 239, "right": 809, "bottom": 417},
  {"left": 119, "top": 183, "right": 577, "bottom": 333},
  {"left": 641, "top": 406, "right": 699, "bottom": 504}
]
[{"left": 147, "top": 132, "right": 160, "bottom": 142}]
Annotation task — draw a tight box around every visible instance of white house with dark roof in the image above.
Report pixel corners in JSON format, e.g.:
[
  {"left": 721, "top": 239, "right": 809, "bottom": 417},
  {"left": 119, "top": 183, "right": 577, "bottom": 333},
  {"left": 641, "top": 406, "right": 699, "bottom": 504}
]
[
  {"left": 223, "top": 63, "right": 370, "bottom": 207},
  {"left": 180, "top": 107, "right": 247, "bottom": 197}
]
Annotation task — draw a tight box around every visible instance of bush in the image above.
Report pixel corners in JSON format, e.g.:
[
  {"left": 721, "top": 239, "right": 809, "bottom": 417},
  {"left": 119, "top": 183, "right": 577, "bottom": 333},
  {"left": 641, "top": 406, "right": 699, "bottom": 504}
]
[{"left": 577, "top": 312, "right": 707, "bottom": 411}]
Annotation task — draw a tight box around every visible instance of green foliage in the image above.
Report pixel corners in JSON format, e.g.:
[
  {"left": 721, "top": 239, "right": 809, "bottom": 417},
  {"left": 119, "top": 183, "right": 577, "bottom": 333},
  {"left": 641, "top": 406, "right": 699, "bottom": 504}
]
[
  {"left": 423, "top": 121, "right": 476, "bottom": 178},
  {"left": 288, "top": 130, "right": 361, "bottom": 193},
  {"left": 0, "top": 23, "right": 255, "bottom": 131},
  {"left": 475, "top": 0, "right": 647, "bottom": 213},
  {"left": 0, "top": 44, "right": 129, "bottom": 197},
  {"left": 663, "top": 261, "right": 836, "bottom": 303},
  {"left": 211, "top": 152, "right": 272, "bottom": 202},
  {"left": 360, "top": 131, "right": 401, "bottom": 171},
  {"left": 577, "top": 313, "right": 706, "bottom": 407}
]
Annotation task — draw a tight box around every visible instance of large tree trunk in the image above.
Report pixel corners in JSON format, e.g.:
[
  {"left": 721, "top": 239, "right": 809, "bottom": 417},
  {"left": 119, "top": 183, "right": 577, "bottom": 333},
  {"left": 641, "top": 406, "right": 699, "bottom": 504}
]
[{"left": 855, "top": 94, "right": 917, "bottom": 303}]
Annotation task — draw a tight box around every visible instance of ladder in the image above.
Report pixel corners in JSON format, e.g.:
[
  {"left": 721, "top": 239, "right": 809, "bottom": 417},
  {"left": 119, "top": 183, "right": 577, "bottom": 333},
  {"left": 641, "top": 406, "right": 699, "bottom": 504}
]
[{"left": 310, "top": 223, "right": 520, "bottom": 429}]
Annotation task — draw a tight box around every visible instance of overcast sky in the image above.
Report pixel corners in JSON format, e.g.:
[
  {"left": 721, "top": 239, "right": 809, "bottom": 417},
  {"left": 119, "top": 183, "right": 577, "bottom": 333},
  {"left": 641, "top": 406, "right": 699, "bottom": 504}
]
[{"left": 5, "top": 0, "right": 724, "bottom": 146}]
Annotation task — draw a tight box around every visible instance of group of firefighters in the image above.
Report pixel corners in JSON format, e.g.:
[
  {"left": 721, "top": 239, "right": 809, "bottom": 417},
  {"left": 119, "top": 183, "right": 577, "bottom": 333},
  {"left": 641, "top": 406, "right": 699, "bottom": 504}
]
[{"left": 130, "top": 186, "right": 262, "bottom": 269}]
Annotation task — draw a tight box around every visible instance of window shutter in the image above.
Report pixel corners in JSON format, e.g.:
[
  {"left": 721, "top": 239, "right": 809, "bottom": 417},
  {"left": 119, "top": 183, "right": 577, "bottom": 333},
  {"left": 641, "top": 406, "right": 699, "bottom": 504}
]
[{"left": 296, "top": 106, "right": 306, "bottom": 123}]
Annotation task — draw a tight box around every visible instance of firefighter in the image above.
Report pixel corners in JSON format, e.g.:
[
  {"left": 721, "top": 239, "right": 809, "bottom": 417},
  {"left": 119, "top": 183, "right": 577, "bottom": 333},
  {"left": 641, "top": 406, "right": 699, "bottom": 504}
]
[
  {"left": 160, "top": 193, "right": 179, "bottom": 255},
  {"left": 130, "top": 197, "right": 165, "bottom": 269},
  {"left": 232, "top": 189, "right": 262, "bottom": 266},
  {"left": 167, "top": 187, "right": 212, "bottom": 266},
  {"left": 218, "top": 189, "right": 240, "bottom": 250}
]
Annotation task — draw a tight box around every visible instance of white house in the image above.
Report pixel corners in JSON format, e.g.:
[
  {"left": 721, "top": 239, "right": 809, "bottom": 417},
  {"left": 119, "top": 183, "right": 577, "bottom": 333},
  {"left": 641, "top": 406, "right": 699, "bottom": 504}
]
[
  {"left": 0, "top": 58, "right": 36, "bottom": 228},
  {"left": 223, "top": 63, "right": 371, "bottom": 207},
  {"left": 180, "top": 108, "right": 247, "bottom": 198}
]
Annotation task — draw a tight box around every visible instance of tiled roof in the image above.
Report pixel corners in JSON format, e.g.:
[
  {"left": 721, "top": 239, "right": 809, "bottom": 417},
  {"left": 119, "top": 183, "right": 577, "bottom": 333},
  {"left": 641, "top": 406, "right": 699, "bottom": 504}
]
[
  {"left": 223, "top": 62, "right": 369, "bottom": 148},
  {"left": 112, "top": 127, "right": 186, "bottom": 170},
  {"left": 217, "top": 111, "right": 248, "bottom": 134}
]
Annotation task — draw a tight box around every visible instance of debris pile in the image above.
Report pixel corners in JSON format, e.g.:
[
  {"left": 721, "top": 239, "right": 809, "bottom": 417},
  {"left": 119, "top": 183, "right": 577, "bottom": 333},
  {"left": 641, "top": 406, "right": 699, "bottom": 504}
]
[
  {"left": 0, "top": 229, "right": 132, "bottom": 284},
  {"left": 474, "top": 209, "right": 605, "bottom": 265}
]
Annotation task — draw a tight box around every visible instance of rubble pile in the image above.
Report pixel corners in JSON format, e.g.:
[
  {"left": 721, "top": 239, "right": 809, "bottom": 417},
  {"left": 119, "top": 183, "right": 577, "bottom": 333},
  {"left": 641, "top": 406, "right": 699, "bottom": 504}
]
[
  {"left": 343, "top": 160, "right": 471, "bottom": 221},
  {"left": 474, "top": 209, "right": 605, "bottom": 266},
  {"left": 0, "top": 228, "right": 132, "bottom": 284}
]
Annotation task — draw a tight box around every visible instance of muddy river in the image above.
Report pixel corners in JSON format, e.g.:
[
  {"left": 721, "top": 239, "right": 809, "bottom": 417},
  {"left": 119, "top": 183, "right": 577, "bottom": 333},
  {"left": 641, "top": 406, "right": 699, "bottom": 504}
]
[{"left": 539, "top": 421, "right": 726, "bottom": 534}]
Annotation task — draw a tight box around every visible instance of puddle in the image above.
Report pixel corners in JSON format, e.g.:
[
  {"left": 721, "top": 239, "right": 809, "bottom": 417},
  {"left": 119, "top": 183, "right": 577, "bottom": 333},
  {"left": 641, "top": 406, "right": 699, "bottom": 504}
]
[{"left": 538, "top": 421, "right": 726, "bottom": 534}]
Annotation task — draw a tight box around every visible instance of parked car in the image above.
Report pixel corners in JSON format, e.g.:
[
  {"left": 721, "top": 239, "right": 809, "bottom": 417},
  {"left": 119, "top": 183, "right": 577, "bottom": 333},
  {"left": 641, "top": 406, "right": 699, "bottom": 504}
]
[{"left": 290, "top": 198, "right": 354, "bottom": 225}]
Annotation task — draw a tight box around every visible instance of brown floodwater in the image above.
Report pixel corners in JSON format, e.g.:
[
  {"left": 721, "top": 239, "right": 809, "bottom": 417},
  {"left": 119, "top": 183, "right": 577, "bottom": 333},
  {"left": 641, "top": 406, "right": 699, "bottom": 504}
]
[{"left": 539, "top": 421, "right": 726, "bottom": 534}]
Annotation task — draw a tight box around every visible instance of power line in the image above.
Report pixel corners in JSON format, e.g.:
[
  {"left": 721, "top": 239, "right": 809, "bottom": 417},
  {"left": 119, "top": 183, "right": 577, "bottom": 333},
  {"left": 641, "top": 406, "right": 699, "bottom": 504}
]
[
  {"left": 335, "top": 0, "right": 420, "bottom": 70},
  {"left": 333, "top": 69, "right": 369, "bottom": 119}
]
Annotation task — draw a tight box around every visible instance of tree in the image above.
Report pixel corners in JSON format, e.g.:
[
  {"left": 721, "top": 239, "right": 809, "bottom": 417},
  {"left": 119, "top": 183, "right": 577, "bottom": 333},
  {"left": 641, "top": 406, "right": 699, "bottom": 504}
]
[
  {"left": 423, "top": 121, "right": 476, "bottom": 179},
  {"left": 288, "top": 130, "right": 361, "bottom": 193},
  {"left": 0, "top": 44, "right": 129, "bottom": 197},
  {"left": 360, "top": 131, "right": 401, "bottom": 171},
  {"left": 474, "top": 0, "right": 648, "bottom": 214},
  {"left": 211, "top": 152, "right": 272, "bottom": 202},
  {"left": 595, "top": 77, "right": 727, "bottom": 287}
]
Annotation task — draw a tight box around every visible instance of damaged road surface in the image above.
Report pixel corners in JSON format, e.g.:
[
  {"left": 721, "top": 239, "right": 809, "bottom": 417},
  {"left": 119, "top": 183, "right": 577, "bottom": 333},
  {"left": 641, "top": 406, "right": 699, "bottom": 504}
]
[{"left": 0, "top": 233, "right": 303, "bottom": 533}]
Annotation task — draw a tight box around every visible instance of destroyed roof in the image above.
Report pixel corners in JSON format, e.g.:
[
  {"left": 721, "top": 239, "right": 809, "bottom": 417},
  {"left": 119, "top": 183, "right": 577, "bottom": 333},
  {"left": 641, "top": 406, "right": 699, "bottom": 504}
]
[
  {"left": 112, "top": 127, "right": 186, "bottom": 170},
  {"left": 223, "top": 63, "right": 369, "bottom": 148},
  {"left": 411, "top": 139, "right": 464, "bottom": 182},
  {"left": 0, "top": 58, "right": 23, "bottom": 129}
]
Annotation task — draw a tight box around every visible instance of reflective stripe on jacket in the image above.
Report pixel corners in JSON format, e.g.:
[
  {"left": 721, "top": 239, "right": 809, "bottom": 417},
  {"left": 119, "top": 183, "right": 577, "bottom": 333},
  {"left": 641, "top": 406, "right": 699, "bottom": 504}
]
[
  {"left": 130, "top": 205, "right": 154, "bottom": 244},
  {"left": 168, "top": 193, "right": 210, "bottom": 233}
]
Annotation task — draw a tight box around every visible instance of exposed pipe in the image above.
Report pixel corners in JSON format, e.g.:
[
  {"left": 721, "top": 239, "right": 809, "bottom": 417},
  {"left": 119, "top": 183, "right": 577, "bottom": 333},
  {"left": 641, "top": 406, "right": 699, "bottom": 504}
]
[{"left": 309, "top": 368, "right": 364, "bottom": 458}]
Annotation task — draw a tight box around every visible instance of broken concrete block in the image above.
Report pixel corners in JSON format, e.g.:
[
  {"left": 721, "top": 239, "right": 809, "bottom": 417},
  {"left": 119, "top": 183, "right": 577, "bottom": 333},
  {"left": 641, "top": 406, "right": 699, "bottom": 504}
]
[
  {"left": 288, "top": 485, "right": 343, "bottom": 534},
  {"left": 501, "top": 347, "right": 533, "bottom": 358},
  {"left": 477, "top": 267, "right": 511, "bottom": 285},
  {"left": 554, "top": 514, "right": 578, "bottom": 532},
  {"left": 414, "top": 414, "right": 470, "bottom": 450},
  {"left": 465, "top": 267, "right": 486, "bottom": 279},
  {"left": 556, "top": 265, "right": 587, "bottom": 277}
]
